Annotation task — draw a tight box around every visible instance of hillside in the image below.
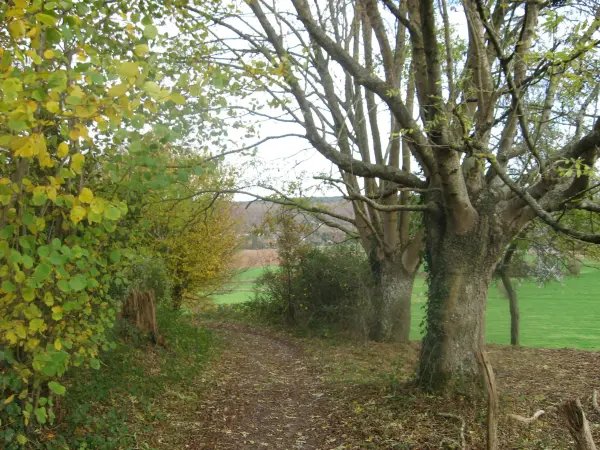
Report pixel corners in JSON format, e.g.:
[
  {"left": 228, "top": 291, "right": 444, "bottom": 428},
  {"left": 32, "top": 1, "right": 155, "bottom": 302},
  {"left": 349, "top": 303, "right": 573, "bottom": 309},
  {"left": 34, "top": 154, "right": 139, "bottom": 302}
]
[{"left": 232, "top": 197, "right": 355, "bottom": 248}]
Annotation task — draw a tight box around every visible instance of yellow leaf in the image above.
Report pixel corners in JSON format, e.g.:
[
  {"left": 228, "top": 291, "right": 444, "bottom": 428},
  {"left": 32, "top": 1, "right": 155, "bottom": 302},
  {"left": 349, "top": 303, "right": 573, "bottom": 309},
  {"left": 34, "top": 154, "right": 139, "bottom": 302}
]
[
  {"left": 44, "top": 292, "right": 54, "bottom": 306},
  {"left": 46, "top": 187, "right": 57, "bottom": 201},
  {"left": 90, "top": 198, "right": 106, "bottom": 214},
  {"left": 108, "top": 83, "right": 128, "bottom": 97},
  {"left": 15, "top": 270, "right": 26, "bottom": 284},
  {"left": 26, "top": 338, "right": 39, "bottom": 350},
  {"left": 54, "top": 143, "right": 69, "bottom": 160},
  {"left": 120, "top": 62, "right": 139, "bottom": 78},
  {"left": 69, "top": 124, "right": 88, "bottom": 141},
  {"left": 70, "top": 205, "right": 86, "bottom": 223},
  {"left": 54, "top": 338, "right": 62, "bottom": 350},
  {"left": 170, "top": 93, "right": 186, "bottom": 105},
  {"left": 78, "top": 187, "right": 93, "bottom": 203},
  {"left": 46, "top": 101, "right": 60, "bottom": 113},
  {"left": 15, "top": 323, "right": 27, "bottom": 339},
  {"left": 4, "top": 394, "right": 15, "bottom": 405},
  {"left": 8, "top": 20, "right": 26, "bottom": 40},
  {"left": 13, "top": 136, "right": 35, "bottom": 158},
  {"left": 5, "top": 331, "right": 18, "bottom": 345},
  {"left": 135, "top": 44, "right": 149, "bottom": 57},
  {"left": 71, "top": 152, "right": 85, "bottom": 173},
  {"left": 43, "top": 49, "right": 55, "bottom": 59},
  {"left": 22, "top": 287, "right": 35, "bottom": 302}
]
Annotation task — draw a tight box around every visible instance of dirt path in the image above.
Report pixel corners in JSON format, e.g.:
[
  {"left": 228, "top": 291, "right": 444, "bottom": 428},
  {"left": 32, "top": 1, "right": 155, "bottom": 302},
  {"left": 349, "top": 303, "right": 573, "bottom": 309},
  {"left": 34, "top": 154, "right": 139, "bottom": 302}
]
[{"left": 188, "top": 324, "right": 340, "bottom": 449}]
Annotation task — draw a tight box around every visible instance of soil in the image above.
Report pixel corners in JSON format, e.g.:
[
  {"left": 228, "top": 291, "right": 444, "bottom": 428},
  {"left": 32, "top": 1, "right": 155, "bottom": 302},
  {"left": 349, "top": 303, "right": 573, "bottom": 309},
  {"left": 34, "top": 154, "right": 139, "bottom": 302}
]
[
  {"left": 188, "top": 323, "right": 346, "bottom": 449},
  {"left": 186, "top": 320, "right": 600, "bottom": 449}
]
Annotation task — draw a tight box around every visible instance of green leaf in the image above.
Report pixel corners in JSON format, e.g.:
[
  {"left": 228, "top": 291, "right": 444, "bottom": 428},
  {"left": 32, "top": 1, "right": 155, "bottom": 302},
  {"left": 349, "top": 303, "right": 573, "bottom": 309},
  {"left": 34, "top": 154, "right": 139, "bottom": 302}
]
[
  {"left": 48, "top": 381, "right": 66, "bottom": 396},
  {"left": 104, "top": 205, "right": 121, "bottom": 221},
  {"left": 35, "top": 406, "right": 47, "bottom": 424},
  {"left": 90, "top": 359, "right": 101, "bottom": 370},
  {"left": 57, "top": 279, "right": 70, "bottom": 292},
  {"left": 36, "top": 13, "right": 58, "bottom": 27},
  {"left": 143, "top": 24, "right": 158, "bottom": 39},
  {"left": 38, "top": 245, "right": 51, "bottom": 258},
  {"left": 33, "top": 263, "right": 52, "bottom": 283},
  {"left": 21, "top": 254, "right": 34, "bottom": 269},
  {"left": 69, "top": 275, "right": 87, "bottom": 292},
  {"left": 131, "top": 114, "right": 145, "bottom": 129},
  {"left": 0, "top": 224, "right": 15, "bottom": 239},
  {"left": 86, "top": 71, "right": 105, "bottom": 84},
  {"left": 66, "top": 95, "right": 82, "bottom": 105},
  {"left": 109, "top": 250, "right": 121, "bottom": 263},
  {"left": 2, "top": 280, "right": 16, "bottom": 293},
  {"left": 49, "top": 251, "right": 65, "bottom": 266}
]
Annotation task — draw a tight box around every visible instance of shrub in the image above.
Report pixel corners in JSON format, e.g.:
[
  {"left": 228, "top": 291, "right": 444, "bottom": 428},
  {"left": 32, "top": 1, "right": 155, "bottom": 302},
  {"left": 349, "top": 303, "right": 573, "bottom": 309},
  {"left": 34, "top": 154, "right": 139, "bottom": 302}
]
[{"left": 248, "top": 244, "right": 374, "bottom": 336}]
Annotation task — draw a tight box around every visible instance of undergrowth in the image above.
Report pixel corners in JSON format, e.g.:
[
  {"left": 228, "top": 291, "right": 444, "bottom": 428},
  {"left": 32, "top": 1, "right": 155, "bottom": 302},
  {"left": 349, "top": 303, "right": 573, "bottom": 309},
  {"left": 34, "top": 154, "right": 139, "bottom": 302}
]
[{"left": 35, "top": 307, "right": 215, "bottom": 450}]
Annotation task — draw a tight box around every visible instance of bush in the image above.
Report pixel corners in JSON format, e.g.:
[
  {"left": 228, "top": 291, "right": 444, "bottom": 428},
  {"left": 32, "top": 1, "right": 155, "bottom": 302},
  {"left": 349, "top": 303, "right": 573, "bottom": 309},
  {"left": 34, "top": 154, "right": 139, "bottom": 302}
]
[
  {"left": 126, "top": 257, "right": 172, "bottom": 306},
  {"left": 247, "top": 244, "right": 375, "bottom": 336}
]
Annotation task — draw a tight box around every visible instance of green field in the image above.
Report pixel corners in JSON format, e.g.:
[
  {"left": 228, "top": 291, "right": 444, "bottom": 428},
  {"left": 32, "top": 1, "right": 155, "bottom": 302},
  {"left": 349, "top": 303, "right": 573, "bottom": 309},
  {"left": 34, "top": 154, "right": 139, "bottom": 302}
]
[
  {"left": 211, "top": 266, "right": 276, "bottom": 305},
  {"left": 212, "top": 265, "right": 600, "bottom": 349}
]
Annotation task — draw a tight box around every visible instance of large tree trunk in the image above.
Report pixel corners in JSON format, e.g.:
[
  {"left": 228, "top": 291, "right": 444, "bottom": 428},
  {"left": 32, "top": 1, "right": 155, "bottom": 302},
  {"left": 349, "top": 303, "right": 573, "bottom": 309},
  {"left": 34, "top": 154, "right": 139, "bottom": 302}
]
[
  {"left": 417, "top": 213, "right": 508, "bottom": 391},
  {"left": 499, "top": 271, "right": 520, "bottom": 346},
  {"left": 370, "top": 257, "right": 415, "bottom": 342}
]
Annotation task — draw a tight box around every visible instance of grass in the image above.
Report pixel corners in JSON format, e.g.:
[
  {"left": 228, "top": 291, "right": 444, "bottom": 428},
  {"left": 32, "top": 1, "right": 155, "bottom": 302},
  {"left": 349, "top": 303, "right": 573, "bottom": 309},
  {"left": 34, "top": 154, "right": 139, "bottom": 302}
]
[
  {"left": 45, "top": 308, "right": 215, "bottom": 450},
  {"left": 216, "top": 264, "right": 600, "bottom": 350},
  {"left": 211, "top": 266, "right": 275, "bottom": 305}
]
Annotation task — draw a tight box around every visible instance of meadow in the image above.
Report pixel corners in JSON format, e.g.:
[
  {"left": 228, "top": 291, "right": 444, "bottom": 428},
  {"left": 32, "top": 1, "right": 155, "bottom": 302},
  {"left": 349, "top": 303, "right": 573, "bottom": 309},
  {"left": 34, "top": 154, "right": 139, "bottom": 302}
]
[{"left": 212, "top": 263, "right": 600, "bottom": 349}]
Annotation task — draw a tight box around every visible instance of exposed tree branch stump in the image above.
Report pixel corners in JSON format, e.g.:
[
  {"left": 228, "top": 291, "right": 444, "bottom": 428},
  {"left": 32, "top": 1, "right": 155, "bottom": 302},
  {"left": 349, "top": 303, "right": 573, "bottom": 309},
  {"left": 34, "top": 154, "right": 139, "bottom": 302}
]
[
  {"left": 558, "top": 398, "right": 597, "bottom": 450},
  {"left": 121, "top": 289, "right": 159, "bottom": 341},
  {"left": 508, "top": 409, "right": 547, "bottom": 424}
]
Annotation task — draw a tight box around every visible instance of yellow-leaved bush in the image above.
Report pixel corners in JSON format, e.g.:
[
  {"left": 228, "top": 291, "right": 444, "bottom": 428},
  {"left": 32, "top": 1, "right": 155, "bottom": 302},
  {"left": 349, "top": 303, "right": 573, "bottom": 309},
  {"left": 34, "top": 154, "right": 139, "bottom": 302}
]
[
  {"left": 0, "top": 0, "right": 200, "bottom": 444},
  {"left": 145, "top": 168, "right": 239, "bottom": 310}
]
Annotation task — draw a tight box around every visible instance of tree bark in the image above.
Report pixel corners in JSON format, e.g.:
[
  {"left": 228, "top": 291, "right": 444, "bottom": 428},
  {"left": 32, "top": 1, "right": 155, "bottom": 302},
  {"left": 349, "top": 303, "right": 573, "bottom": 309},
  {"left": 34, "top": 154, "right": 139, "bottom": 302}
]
[
  {"left": 417, "top": 212, "right": 508, "bottom": 391},
  {"left": 369, "top": 257, "right": 415, "bottom": 342},
  {"left": 499, "top": 271, "right": 520, "bottom": 346}
]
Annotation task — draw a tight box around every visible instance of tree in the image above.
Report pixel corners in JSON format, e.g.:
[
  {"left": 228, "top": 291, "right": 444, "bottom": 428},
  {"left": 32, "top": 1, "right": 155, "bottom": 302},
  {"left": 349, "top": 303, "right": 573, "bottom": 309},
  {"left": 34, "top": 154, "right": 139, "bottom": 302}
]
[
  {"left": 201, "top": 0, "right": 600, "bottom": 389},
  {"left": 180, "top": 0, "right": 427, "bottom": 342}
]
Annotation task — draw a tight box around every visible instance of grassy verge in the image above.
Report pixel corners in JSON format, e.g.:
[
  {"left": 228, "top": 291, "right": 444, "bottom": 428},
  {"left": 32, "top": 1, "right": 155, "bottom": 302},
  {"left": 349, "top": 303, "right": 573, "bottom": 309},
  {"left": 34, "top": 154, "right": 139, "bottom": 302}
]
[{"left": 43, "top": 308, "right": 215, "bottom": 450}]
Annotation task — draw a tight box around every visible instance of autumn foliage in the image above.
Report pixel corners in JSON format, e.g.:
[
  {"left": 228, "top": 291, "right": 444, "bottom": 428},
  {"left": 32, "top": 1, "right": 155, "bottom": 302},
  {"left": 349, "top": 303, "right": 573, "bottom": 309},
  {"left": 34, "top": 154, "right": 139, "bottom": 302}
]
[{"left": 0, "top": 0, "right": 236, "bottom": 445}]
